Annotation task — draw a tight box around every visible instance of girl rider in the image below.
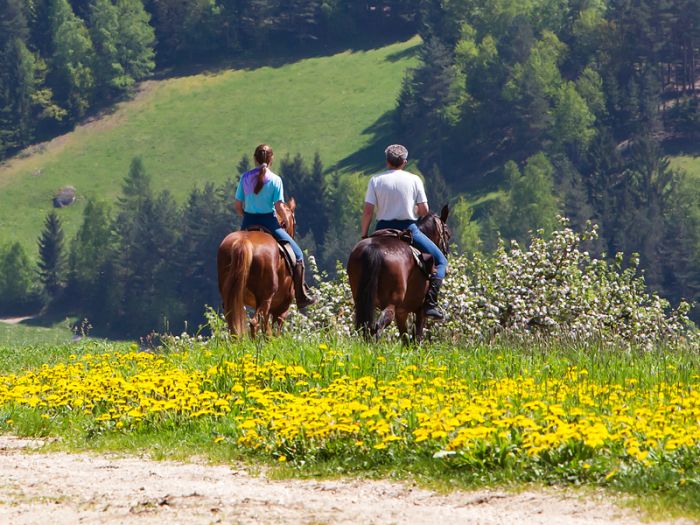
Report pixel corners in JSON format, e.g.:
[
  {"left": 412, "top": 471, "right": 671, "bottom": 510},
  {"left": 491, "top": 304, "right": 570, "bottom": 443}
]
[{"left": 234, "top": 144, "right": 317, "bottom": 308}]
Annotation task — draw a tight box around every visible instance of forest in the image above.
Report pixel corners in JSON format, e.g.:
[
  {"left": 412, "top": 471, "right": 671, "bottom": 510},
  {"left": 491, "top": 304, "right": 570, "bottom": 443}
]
[{"left": 0, "top": 0, "right": 698, "bottom": 337}]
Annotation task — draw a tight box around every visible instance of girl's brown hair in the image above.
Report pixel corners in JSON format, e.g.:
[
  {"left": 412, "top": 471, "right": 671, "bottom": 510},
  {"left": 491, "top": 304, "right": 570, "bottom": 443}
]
[{"left": 253, "top": 144, "right": 273, "bottom": 194}]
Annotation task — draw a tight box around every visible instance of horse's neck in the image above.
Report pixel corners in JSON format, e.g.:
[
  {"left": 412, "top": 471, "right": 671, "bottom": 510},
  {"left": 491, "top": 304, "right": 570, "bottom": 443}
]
[{"left": 418, "top": 222, "right": 438, "bottom": 245}]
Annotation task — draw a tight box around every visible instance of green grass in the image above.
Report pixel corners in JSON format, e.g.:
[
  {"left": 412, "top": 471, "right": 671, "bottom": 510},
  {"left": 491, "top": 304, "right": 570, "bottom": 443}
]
[
  {"left": 670, "top": 154, "right": 700, "bottom": 181},
  {"left": 0, "top": 319, "right": 75, "bottom": 349},
  {"left": 0, "top": 37, "right": 420, "bottom": 254}
]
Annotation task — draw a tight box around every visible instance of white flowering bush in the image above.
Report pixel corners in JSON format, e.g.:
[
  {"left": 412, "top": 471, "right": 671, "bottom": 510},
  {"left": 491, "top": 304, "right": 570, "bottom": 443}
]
[
  {"left": 283, "top": 257, "right": 356, "bottom": 340},
  {"left": 431, "top": 220, "right": 696, "bottom": 347},
  {"left": 207, "top": 221, "right": 697, "bottom": 347}
]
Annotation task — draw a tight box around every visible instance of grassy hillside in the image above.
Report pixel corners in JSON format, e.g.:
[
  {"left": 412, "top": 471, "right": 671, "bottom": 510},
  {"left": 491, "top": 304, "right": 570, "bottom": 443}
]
[
  {"left": 0, "top": 38, "right": 419, "bottom": 254},
  {"left": 0, "top": 319, "right": 75, "bottom": 348},
  {"left": 670, "top": 154, "right": 700, "bottom": 181}
]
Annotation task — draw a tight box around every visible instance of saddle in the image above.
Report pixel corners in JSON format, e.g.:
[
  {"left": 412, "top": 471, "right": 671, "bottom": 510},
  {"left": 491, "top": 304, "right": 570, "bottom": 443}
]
[
  {"left": 244, "top": 225, "right": 297, "bottom": 273},
  {"left": 370, "top": 228, "right": 434, "bottom": 276}
]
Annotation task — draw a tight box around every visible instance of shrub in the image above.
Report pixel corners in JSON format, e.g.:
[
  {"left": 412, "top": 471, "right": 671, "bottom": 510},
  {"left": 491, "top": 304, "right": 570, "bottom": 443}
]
[{"left": 285, "top": 219, "right": 696, "bottom": 347}]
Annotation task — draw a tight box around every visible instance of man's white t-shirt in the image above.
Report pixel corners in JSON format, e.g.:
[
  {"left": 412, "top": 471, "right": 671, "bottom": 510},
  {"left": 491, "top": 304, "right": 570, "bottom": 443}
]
[{"left": 364, "top": 169, "right": 428, "bottom": 221}]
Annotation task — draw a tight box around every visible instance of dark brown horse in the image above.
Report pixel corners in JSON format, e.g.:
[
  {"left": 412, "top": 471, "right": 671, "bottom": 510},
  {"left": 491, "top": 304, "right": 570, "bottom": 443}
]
[
  {"left": 217, "top": 200, "right": 297, "bottom": 337},
  {"left": 347, "top": 206, "right": 450, "bottom": 342}
]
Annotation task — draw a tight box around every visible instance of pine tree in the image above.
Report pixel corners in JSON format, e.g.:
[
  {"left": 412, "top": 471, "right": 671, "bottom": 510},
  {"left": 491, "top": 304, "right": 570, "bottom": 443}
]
[
  {"left": 0, "top": 1, "right": 37, "bottom": 155},
  {"left": 37, "top": 211, "right": 66, "bottom": 300},
  {"left": 237, "top": 153, "right": 251, "bottom": 174},
  {"left": 425, "top": 163, "right": 450, "bottom": 211},
  {"left": 305, "top": 152, "right": 326, "bottom": 244},
  {"left": 0, "top": 242, "right": 36, "bottom": 314},
  {"left": 118, "top": 155, "right": 151, "bottom": 204},
  {"left": 175, "top": 182, "right": 233, "bottom": 325},
  {"left": 89, "top": 0, "right": 122, "bottom": 94},
  {"left": 66, "top": 199, "right": 112, "bottom": 308},
  {"left": 49, "top": 0, "right": 96, "bottom": 119},
  {"left": 114, "top": 0, "right": 155, "bottom": 84}
]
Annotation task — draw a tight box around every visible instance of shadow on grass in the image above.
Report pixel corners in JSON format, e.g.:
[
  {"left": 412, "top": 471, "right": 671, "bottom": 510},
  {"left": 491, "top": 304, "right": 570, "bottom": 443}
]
[
  {"left": 330, "top": 110, "right": 397, "bottom": 175},
  {"left": 154, "top": 33, "right": 421, "bottom": 80},
  {"left": 663, "top": 137, "right": 700, "bottom": 158}
]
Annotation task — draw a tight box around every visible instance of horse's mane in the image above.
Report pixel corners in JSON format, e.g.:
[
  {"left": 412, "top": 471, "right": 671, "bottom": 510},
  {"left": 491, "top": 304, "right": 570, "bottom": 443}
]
[{"left": 417, "top": 212, "right": 438, "bottom": 233}]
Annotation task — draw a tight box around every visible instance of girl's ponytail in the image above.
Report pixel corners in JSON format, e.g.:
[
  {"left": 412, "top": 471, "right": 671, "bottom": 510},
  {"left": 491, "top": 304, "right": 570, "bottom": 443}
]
[{"left": 253, "top": 144, "right": 272, "bottom": 194}]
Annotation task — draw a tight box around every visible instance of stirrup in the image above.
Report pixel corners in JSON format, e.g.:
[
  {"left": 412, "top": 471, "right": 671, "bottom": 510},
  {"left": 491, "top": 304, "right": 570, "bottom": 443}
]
[{"left": 424, "top": 305, "right": 444, "bottom": 320}]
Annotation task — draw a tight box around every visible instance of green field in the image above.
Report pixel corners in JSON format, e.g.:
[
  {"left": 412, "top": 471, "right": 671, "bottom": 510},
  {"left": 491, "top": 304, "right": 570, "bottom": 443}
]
[
  {"left": 0, "top": 38, "right": 419, "bottom": 254},
  {"left": 0, "top": 319, "right": 75, "bottom": 350},
  {"left": 670, "top": 154, "right": 700, "bottom": 181}
]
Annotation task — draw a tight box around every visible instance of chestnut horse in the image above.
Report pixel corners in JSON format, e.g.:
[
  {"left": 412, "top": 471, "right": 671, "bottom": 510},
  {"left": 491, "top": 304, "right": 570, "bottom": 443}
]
[
  {"left": 217, "top": 199, "right": 297, "bottom": 337},
  {"left": 347, "top": 206, "right": 450, "bottom": 342}
]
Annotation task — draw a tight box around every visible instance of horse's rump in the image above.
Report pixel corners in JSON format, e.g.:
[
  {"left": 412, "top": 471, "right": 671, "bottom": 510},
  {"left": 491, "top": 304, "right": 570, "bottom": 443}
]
[
  {"left": 218, "top": 231, "right": 292, "bottom": 336},
  {"left": 348, "top": 237, "right": 427, "bottom": 332}
]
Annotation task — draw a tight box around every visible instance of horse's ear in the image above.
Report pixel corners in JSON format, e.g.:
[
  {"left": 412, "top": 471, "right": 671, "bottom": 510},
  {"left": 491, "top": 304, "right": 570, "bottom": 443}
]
[
  {"left": 288, "top": 197, "right": 296, "bottom": 212},
  {"left": 440, "top": 204, "right": 449, "bottom": 223}
]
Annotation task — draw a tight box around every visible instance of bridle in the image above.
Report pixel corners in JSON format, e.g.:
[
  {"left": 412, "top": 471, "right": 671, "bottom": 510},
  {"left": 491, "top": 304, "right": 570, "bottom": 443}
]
[
  {"left": 277, "top": 203, "right": 296, "bottom": 237},
  {"left": 417, "top": 213, "right": 450, "bottom": 255},
  {"left": 432, "top": 214, "right": 450, "bottom": 255}
]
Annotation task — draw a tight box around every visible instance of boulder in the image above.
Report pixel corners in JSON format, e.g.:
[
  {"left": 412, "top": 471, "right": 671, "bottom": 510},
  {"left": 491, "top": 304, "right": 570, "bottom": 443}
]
[{"left": 53, "top": 186, "right": 76, "bottom": 208}]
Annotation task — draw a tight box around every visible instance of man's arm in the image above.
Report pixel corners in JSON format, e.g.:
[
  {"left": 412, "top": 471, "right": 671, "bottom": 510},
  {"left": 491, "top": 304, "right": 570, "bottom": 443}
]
[
  {"left": 361, "top": 202, "right": 375, "bottom": 238},
  {"left": 234, "top": 199, "right": 244, "bottom": 217},
  {"left": 415, "top": 202, "right": 429, "bottom": 217}
]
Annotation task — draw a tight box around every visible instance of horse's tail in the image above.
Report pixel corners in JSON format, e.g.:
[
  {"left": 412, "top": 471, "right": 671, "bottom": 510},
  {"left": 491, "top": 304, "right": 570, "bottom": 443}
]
[
  {"left": 355, "top": 244, "right": 382, "bottom": 336},
  {"left": 223, "top": 236, "right": 253, "bottom": 336}
]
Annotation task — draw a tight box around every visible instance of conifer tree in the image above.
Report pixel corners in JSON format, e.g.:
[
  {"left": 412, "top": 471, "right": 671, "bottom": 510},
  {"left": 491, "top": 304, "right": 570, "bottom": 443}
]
[
  {"left": 237, "top": 153, "right": 251, "bottom": 174},
  {"left": 66, "top": 199, "right": 112, "bottom": 308},
  {"left": 0, "top": 242, "right": 36, "bottom": 314},
  {"left": 49, "top": 0, "right": 96, "bottom": 119},
  {"left": 37, "top": 211, "right": 66, "bottom": 300}
]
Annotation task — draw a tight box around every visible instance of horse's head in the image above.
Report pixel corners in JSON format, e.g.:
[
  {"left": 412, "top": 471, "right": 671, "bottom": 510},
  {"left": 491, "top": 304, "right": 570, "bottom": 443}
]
[
  {"left": 418, "top": 204, "right": 451, "bottom": 255},
  {"left": 277, "top": 197, "right": 296, "bottom": 237}
]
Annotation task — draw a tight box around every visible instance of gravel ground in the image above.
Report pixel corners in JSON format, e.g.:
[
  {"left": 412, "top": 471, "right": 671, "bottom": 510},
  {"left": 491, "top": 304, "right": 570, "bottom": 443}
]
[{"left": 0, "top": 436, "right": 691, "bottom": 525}]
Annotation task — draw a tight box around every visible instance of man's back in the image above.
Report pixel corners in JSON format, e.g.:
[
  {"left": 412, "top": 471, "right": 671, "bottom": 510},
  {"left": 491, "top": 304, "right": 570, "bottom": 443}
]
[{"left": 365, "top": 169, "right": 427, "bottom": 221}]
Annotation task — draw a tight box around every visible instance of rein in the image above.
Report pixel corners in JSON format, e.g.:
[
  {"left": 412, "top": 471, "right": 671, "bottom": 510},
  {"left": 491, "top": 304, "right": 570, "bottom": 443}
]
[{"left": 419, "top": 213, "right": 449, "bottom": 254}]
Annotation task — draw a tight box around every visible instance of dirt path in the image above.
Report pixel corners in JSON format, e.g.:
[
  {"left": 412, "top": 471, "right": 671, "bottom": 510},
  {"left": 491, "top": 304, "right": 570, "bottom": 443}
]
[{"left": 0, "top": 436, "right": 690, "bottom": 525}]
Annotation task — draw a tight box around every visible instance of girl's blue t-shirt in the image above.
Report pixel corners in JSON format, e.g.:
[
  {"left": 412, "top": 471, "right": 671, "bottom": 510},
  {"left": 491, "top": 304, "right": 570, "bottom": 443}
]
[{"left": 235, "top": 170, "right": 284, "bottom": 214}]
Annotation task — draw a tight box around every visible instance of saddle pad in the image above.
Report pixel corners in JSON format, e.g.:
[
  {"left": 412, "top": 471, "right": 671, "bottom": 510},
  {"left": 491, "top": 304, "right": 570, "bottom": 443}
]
[
  {"left": 371, "top": 228, "right": 413, "bottom": 243},
  {"left": 410, "top": 246, "right": 432, "bottom": 276}
]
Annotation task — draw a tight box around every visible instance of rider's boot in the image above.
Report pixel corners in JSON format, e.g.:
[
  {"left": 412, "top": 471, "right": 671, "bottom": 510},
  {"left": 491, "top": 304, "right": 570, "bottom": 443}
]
[
  {"left": 424, "top": 275, "right": 445, "bottom": 320},
  {"left": 293, "top": 260, "right": 317, "bottom": 309}
]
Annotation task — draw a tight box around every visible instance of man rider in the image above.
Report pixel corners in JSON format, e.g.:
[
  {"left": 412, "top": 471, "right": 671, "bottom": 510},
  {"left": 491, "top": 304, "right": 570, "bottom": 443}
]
[{"left": 360, "top": 144, "right": 448, "bottom": 319}]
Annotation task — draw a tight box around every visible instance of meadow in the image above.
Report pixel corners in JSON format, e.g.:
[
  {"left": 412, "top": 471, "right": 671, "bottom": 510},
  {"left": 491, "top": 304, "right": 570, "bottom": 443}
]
[
  {"left": 0, "top": 319, "right": 76, "bottom": 350},
  {"left": 0, "top": 331, "right": 699, "bottom": 520},
  {"left": 0, "top": 37, "right": 419, "bottom": 254}
]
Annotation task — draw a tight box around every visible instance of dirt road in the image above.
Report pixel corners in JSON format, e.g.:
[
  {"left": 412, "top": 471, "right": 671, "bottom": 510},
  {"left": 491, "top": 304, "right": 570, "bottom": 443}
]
[{"left": 0, "top": 436, "right": 689, "bottom": 525}]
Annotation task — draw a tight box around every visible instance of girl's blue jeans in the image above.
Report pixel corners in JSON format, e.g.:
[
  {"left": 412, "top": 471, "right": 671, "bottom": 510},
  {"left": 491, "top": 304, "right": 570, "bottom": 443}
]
[{"left": 241, "top": 212, "right": 303, "bottom": 262}]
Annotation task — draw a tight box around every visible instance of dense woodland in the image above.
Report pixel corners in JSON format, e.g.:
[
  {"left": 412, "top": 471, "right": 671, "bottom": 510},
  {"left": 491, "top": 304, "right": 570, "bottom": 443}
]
[{"left": 0, "top": 0, "right": 699, "bottom": 336}]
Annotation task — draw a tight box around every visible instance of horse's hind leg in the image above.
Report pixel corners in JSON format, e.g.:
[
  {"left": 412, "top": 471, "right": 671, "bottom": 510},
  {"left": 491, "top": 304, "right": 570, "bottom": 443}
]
[
  {"left": 255, "top": 299, "right": 273, "bottom": 337},
  {"left": 414, "top": 310, "right": 426, "bottom": 343},
  {"left": 249, "top": 315, "right": 259, "bottom": 339},
  {"left": 396, "top": 311, "right": 410, "bottom": 346},
  {"left": 374, "top": 306, "right": 395, "bottom": 339}
]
